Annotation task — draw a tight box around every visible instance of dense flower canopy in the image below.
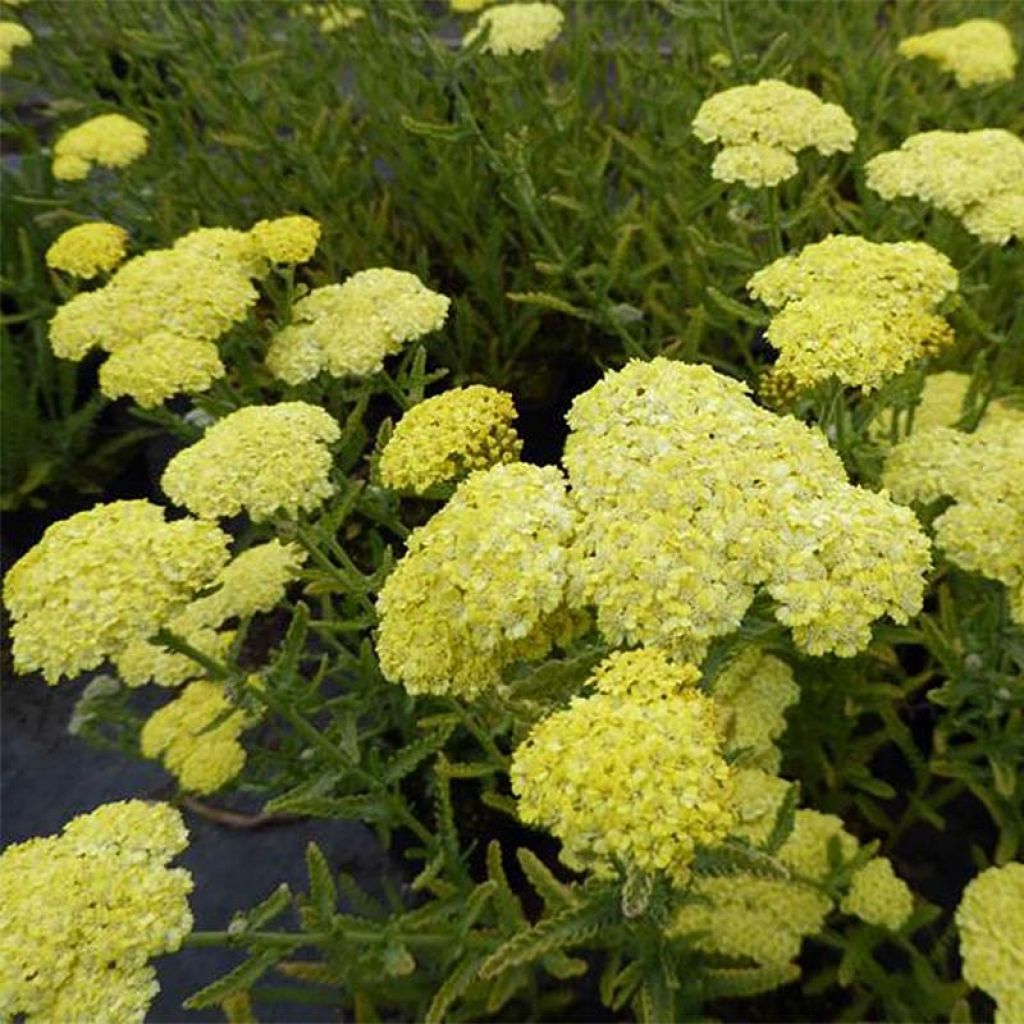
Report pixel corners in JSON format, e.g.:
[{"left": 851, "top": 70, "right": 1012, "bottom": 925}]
[
  {"left": 52, "top": 113, "right": 149, "bottom": 180},
  {"left": 465, "top": 2, "right": 564, "bottom": 55},
  {"left": 45, "top": 221, "right": 128, "bottom": 278},
  {"left": 898, "top": 19, "right": 1018, "bottom": 87}
]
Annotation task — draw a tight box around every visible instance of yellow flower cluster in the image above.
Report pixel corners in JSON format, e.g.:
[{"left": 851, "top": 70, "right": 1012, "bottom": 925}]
[
  {"left": 511, "top": 659, "right": 733, "bottom": 884},
  {"left": 841, "top": 856, "right": 914, "bottom": 930},
  {"left": 44, "top": 221, "right": 129, "bottom": 278},
  {"left": 956, "top": 862, "right": 1024, "bottom": 1024},
  {"left": 0, "top": 20, "right": 31, "bottom": 69},
  {"left": 671, "top": 874, "right": 832, "bottom": 967},
  {"left": 898, "top": 19, "right": 1018, "bottom": 87},
  {"left": 249, "top": 214, "right": 321, "bottom": 263},
  {"left": 298, "top": 2, "right": 365, "bottom": 32},
  {"left": 883, "top": 408, "right": 1024, "bottom": 622},
  {"left": 465, "top": 2, "right": 564, "bottom": 55},
  {"left": 52, "top": 113, "right": 149, "bottom": 181},
  {"left": 379, "top": 385, "right": 522, "bottom": 494},
  {"left": 0, "top": 801, "right": 193, "bottom": 1024},
  {"left": 565, "top": 359, "right": 930, "bottom": 659},
  {"left": 710, "top": 649, "right": 799, "bottom": 772},
  {"left": 451, "top": 0, "right": 490, "bottom": 11},
  {"left": 748, "top": 234, "right": 958, "bottom": 391},
  {"left": 692, "top": 79, "right": 856, "bottom": 188},
  {"left": 162, "top": 402, "right": 340, "bottom": 521},
  {"left": 115, "top": 540, "right": 304, "bottom": 687},
  {"left": 376, "top": 463, "right": 579, "bottom": 698},
  {"left": 866, "top": 130, "right": 1024, "bottom": 245},
  {"left": 141, "top": 680, "right": 250, "bottom": 793},
  {"left": 590, "top": 647, "right": 701, "bottom": 700},
  {"left": 3, "top": 500, "right": 229, "bottom": 684},
  {"left": 267, "top": 268, "right": 450, "bottom": 383},
  {"left": 777, "top": 809, "right": 859, "bottom": 881},
  {"left": 99, "top": 332, "right": 225, "bottom": 408},
  {"left": 173, "top": 225, "right": 270, "bottom": 279},
  {"left": 730, "top": 768, "right": 794, "bottom": 846}
]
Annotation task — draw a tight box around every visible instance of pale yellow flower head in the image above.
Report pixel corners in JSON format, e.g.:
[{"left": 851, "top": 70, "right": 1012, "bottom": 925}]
[
  {"left": 841, "top": 857, "right": 914, "bottom": 930},
  {"left": 451, "top": 0, "right": 489, "bottom": 11},
  {"left": 670, "top": 874, "right": 831, "bottom": 969},
  {"left": 249, "top": 215, "right": 321, "bottom": 264},
  {"left": 776, "top": 809, "right": 859, "bottom": 881},
  {"left": 693, "top": 79, "right": 856, "bottom": 187},
  {"left": 45, "top": 221, "right": 129, "bottom": 278},
  {"left": 956, "top": 863, "right": 1024, "bottom": 1024},
  {"left": 866, "top": 129, "right": 1024, "bottom": 244},
  {"left": 173, "top": 225, "right": 269, "bottom": 279},
  {"left": 0, "top": 20, "right": 31, "bottom": 70},
  {"left": 98, "top": 332, "right": 225, "bottom": 408},
  {"left": 511, "top": 682, "right": 734, "bottom": 885},
  {"left": 267, "top": 268, "right": 450, "bottom": 383},
  {"left": 748, "top": 235, "right": 958, "bottom": 391},
  {"left": 48, "top": 246, "right": 258, "bottom": 360},
  {"left": 0, "top": 801, "right": 193, "bottom": 1024},
  {"left": 711, "top": 143, "right": 798, "bottom": 189},
  {"left": 899, "top": 19, "right": 1017, "bottom": 87},
  {"left": 465, "top": 2, "right": 564, "bottom": 55},
  {"left": 141, "top": 680, "right": 249, "bottom": 794},
  {"left": 3, "top": 500, "right": 230, "bottom": 684},
  {"left": 565, "top": 359, "right": 930, "bottom": 660},
  {"left": 379, "top": 385, "right": 522, "bottom": 494},
  {"left": 729, "top": 768, "right": 794, "bottom": 846},
  {"left": 589, "top": 647, "right": 702, "bottom": 701},
  {"left": 116, "top": 619, "right": 234, "bottom": 689},
  {"left": 53, "top": 113, "right": 148, "bottom": 180},
  {"left": 162, "top": 402, "right": 341, "bottom": 521},
  {"left": 376, "top": 463, "right": 580, "bottom": 699}
]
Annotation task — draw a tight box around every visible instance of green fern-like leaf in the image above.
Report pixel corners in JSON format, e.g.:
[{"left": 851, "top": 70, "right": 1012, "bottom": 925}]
[
  {"left": 516, "top": 848, "right": 578, "bottom": 911},
  {"left": 425, "top": 954, "right": 487, "bottom": 1024},
  {"left": 703, "top": 962, "right": 800, "bottom": 998}
]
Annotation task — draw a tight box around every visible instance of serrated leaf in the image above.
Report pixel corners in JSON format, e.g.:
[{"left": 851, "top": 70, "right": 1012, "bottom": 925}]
[
  {"left": 487, "top": 840, "right": 525, "bottom": 928},
  {"left": 399, "top": 113, "right": 468, "bottom": 142},
  {"left": 306, "top": 842, "right": 337, "bottom": 924},
  {"left": 184, "top": 949, "right": 281, "bottom": 1009},
  {"left": 506, "top": 291, "right": 593, "bottom": 320},
  {"left": 425, "top": 954, "right": 486, "bottom": 1024},
  {"left": 705, "top": 285, "right": 770, "bottom": 326},
  {"left": 517, "top": 847, "right": 578, "bottom": 911},
  {"left": 244, "top": 883, "right": 293, "bottom": 932},
  {"left": 703, "top": 962, "right": 800, "bottom": 998}
]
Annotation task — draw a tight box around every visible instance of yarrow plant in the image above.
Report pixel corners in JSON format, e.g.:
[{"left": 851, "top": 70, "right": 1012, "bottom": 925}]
[
  {"left": 898, "top": 19, "right": 1019, "bottom": 88},
  {"left": 44, "top": 221, "right": 129, "bottom": 278},
  {"left": 51, "top": 112, "right": 149, "bottom": 181},
  {"left": 464, "top": 2, "right": 565, "bottom": 55}
]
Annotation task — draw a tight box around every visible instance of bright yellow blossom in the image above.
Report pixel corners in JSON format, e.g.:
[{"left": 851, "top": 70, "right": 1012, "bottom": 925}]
[
  {"left": 3, "top": 500, "right": 230, "bottom": 684},
  {"left": 45, "top": 221, "right": 128, "bottom": 278},
  {"left": 590, "top": 647, "right": 702, "bottom": 701},
  {"left": 711, "top": 143, "right": 798, "bottom": 188},
  {"left": 841, "top": 857, "right": 914, "bottom": 930},
  {"left": 0, "top": 20, "right": 31, "bottom": 69},
  {"left": 0, "top": 801, "right": 193, "bottom": 1024},
  {"left": 98, "top": 332, "right": 225, "bottom": 408},
  {"left": 249, "top": 215, "right": 321, "bottom": 264},
  {"left": 777, "top": 809, "right": 859, "bottom": 881},
  {"left": 898, "top": 19, "right": 1017, "bottom": 87},
  {"left": 162, "top": 402, "right": 340, "bottom": 521},
  {"left": 52, "top": 113, "right": 148, "bottom": 180},
  {"left": 379, "top": 385, "right": 522, "bottom": 493},
  {"left": 173, "top": 225, "right": 269, "bottom": 279}
]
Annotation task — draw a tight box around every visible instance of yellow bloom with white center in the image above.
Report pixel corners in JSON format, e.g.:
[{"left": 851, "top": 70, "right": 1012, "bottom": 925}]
[
  {"left": 249, "top": 215, "right": 321, "bottom": 264},
  {"left": 173, "top": 225, "right": 269, "bottom": 279},
  {"left": 379, "top": 385, "right": 522, "bottom": 494},
  {"left": 866, "top": 130, "right": 1024, "bottom": 245},
  {"left": 956, "top": 863, "right": 1024, "bottom": 1024},
  {"left": 141, "top": 680, "right": 250, "bottom": 794},
  {"left": 711, "top": 143, "right": 799, "bottom": 188},
  {"left": 898, "top": 19, "right": 1017, "bottom": 87},
  {"left": 3, "top": 500, "right": 230, "bottom": 684},
  {"left": 511, "top": 682, "right": 733, "bottom": 885},
  {"left": 711, "top": 649, "right": 799, "bottom": 771},
  {"left": 0, "top": 20, "right": 31, "bottom": 69},
  {"left": 98, "top": 332, "right": 225, "bottom": 408},
  {"left": 162, "top": 402, "right": 340, "bottom": 521},
  {"left": 0, "top": 801, "right": 193, "bottom": 1024},
  {"left": 465, "top": 2, "right": 564, "bottom": 55},
  {"left": 693, "top": 79, "right": 856, "bottom": 187},
  {"left": 748, "top": 235, "right": 958, "bottom": 391},
  {"left": 671, "top": 874, "right": 832, "bottom": 967},
  {"left": 45, "top": 222, "right": 128, "bottom": 278},
  {"left": 267, "top": 268, "right": 450, "bottom": 383},
  {"left": 376, "top": 463, "right": 581, "bottom": 699},
  {"left": 48, "top": 246, "right": 258, "bottom": 360},
  {"left": 52, "top": 113, "right": 149, "bottom": 180},
  {"left": 841, "top": 857, "right": 914, "bottom": 930}
]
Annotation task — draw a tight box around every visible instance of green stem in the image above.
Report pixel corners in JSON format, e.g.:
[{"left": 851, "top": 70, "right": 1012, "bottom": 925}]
[{"left": 764, "top": 188, "right": 785, "bottom": 258}]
